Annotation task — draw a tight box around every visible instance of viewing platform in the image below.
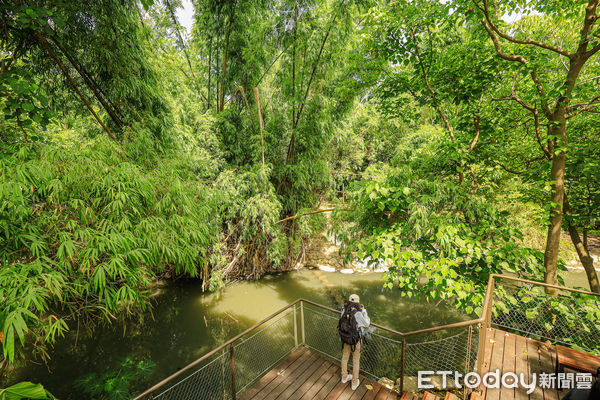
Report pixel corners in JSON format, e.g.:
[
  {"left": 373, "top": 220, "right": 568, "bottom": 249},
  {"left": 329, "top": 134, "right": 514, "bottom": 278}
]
[
  {"left": 238, "top": 346, "right": 397, "bottom": 400},
  {"left": 133, "top": 275, "right": 600, "bottom": 400}
]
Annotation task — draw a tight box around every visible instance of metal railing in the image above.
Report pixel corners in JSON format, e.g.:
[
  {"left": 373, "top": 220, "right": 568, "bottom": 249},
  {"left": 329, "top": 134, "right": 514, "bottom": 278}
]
[
  {"left": 300, "top": 299, "right": 480, "bottom": 393},
  {"left": 133, "top": 274, "right": 600, "bottom": 399},
  {"left": 489, "top": 274, "right": 600, "bottom": 356}
]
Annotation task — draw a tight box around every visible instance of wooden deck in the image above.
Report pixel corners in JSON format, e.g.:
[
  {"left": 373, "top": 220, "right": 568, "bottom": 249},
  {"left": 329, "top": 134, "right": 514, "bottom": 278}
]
[
  {"left": 478, "top": 328, "right": 560, "bottom": 400},
  {"left": 240, "top": 328, "right": 590, "bottom": 400},
  {"left": 239, "top": 346, "right": 400, "bottom": 400}
]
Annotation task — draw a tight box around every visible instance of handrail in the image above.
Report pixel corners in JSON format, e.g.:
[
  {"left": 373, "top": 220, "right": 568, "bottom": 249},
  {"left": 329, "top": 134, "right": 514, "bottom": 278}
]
[
  {"left": 134, "top": 273, "right": 598, "bottom": 399},
  {"left": 491, "top": 273, "right": 600, "bottom": 297},
  {"left": 131, "top": 299, "right": 301, "bottom": 400},
  {"left": 299, "top": 298, "right": 408, "bottom": 337}
]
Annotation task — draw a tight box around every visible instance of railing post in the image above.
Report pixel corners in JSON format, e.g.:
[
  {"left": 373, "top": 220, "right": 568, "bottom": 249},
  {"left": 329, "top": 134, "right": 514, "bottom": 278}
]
[
  {"left": 399, "top": 338, "right": 406, "bottom": 394},
  {"left": 465, "top": 325, "right": 473, "bottom": 399},
  {"left": 300, "top": 301, "right": 305, "bottom": 345},
  {"left": 293, "top": 304, "right": 298, "bottom": 347},
  {"left": 229, "top": 344, "right": 236, "bottom": 400},
  {"left": 477, "top": 276, "right": 495, "bottom": 377}
]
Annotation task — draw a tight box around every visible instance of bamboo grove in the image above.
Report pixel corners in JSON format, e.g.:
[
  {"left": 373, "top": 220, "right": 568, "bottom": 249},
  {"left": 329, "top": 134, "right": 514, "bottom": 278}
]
[{"left": 1, "top": 0, "right": 599, "bottom": 390}]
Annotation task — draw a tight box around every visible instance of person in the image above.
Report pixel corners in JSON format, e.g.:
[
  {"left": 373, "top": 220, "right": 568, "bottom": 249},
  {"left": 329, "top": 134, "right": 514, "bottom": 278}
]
[
  {"left": 338, "top": 293, "right": 370, "bottom": 390},
  {"left": 561, "top": 368, "right": 600, "bottom": 400}
]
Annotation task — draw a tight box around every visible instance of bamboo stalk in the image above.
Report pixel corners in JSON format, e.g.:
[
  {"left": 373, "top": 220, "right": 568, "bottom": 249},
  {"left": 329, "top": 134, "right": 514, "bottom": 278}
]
[
  {"left": 34, "top": 31, "right": 118, "bottom": 142},
  {"left": 253, "top": 87, "right": 265, "bottom": 167}
]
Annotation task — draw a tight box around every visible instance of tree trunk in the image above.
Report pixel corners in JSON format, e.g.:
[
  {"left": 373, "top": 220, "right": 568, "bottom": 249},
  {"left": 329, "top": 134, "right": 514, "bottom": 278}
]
[
  {"left": 564, "top": 196, "right": 600, "bottom": 293},
  {"left": 48, "top": 35, "right": 124, "bottom": 129},
  {"left": 543, "top": 120, "right": 566, "bottom": 294},
  {"left": 215, "top": 45, "right": 220, "bottom": 113},
  {"left": 287, "top": 0, "right": 298, "bottom": 165},
  {"left": 567, "top": 224, "right": 600, "bottom": 293},
  {"left": 542, "top": 55, "right": 587, "bottom": 293}
]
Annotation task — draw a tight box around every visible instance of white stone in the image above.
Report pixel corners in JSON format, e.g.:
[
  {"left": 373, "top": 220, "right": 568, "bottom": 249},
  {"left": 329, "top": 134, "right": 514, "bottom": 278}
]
[{"left": 318, "top": 265, "right": 336, "bottom": 272}]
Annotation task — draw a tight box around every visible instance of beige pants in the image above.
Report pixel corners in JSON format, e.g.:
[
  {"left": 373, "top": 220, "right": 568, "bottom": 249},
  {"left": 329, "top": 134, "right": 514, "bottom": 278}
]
[{"left": 341, "top": 341, "right": 361, "bottom": 386}]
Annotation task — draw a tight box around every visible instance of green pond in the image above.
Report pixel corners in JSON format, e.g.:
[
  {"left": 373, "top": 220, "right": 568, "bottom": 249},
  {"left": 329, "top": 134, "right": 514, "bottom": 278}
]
[{"left": 9, "top": 268, "right": 592, "bottom": 398}]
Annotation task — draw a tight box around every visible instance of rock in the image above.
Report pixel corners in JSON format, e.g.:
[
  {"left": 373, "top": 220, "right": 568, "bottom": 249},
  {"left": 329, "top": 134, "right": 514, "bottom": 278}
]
[
  {"left": 378, "top": 377, "right": 395, "bottom": 389},
  {"left": 318, "top": 265, "right": 336, "bottom": 272},
  {"left": 340, "top": 268, "right": 354, "bottom": 274}
]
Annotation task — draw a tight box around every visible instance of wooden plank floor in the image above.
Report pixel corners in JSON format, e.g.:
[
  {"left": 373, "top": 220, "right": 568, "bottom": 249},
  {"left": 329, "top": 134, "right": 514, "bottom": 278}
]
[
  {"left": 241, "top": 328, "right": 573, "bottom": 400},
  {"left": 478, "top": 328, "right": 561, "bottom": 400},
  {"left": 239, "top": 347, "right": 399, "bottom": 400}
]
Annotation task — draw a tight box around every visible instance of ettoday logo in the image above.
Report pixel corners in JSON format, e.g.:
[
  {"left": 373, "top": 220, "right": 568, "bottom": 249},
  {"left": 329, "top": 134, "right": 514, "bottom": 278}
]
[{"left": 418, "top": 370, "right": 594, "bottom": 394}]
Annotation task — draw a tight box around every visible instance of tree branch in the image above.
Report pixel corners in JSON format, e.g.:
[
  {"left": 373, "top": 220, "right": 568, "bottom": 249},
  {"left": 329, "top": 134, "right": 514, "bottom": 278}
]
[
  {"left": 495, "top": 161, "right": 523, "bottom": 175},
  {"left": 411, "top": 29, "right": 456, "bottom": 141},
  {"left": 567, "top": 95, "right": 600, "bottom": 118},
  {"left": 481, "top": 0, "right": 572, "bottom": 57},
  {"left": 480, "top": 17, "right": 551, "bottom": 118}
]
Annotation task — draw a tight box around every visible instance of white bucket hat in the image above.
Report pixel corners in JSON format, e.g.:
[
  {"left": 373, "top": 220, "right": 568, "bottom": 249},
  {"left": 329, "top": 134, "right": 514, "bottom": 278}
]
[{"left": 349, "top": 294, "right": 360, "bottom": 303}]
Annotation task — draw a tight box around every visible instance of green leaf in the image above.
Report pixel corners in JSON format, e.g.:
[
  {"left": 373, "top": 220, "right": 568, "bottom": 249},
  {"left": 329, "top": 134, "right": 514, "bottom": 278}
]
[{"left": 0, "top": 381, "right": 48, "bottom": 400}]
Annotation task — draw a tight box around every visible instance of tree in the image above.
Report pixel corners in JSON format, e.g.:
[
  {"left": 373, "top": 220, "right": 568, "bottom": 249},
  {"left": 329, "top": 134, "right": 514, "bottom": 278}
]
[{"left": 468, "top": 0, "right": 600, "bottom": 291}]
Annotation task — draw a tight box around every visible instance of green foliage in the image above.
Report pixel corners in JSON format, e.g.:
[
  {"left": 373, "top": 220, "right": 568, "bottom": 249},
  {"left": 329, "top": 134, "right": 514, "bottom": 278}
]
[
  {"left": 1, "top": 0, "right": 598, "bottom": 385},
  {"left": 75, "top": 357, "right": 155, "bottom": 400},
  {"left": 1, "top": 0, "right": 172, "bottom": 143},
  {"left": 0, "top": 137, "right": 211, "bottom": 362},
  {"left": 335, "top": 164, "right": 548, "bottom": 312},
  {"left": 0, "top": 381, "right": 54, "bottom": 400}
]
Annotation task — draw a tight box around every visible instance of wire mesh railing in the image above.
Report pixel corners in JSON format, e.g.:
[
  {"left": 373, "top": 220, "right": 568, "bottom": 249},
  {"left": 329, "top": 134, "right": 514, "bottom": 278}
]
[
  {"left": 134, "top": 274, "right": 600, "bottom": 399},
  {"left": 404, "top": 326, "right": 479, "bottom": 390},
  {"left": 301, "top": 301, "right": 479, "bottom": 392},
  {"left": 490, "top": 275, "right": 600, "bottom": 356},
  {"left": 152, "top": 350, "right": 232, "bottom": 400},
  {"left": 133, "top": 301, "right": 300, "bottom": 400},
  {"left": 232, "top": 307, "right": 296, "bottom": 394}
]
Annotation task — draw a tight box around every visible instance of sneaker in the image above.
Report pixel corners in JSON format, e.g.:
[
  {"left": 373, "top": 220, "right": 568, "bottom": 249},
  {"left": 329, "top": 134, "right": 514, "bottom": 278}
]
[
  {"left": 351, "top": 379, "right": 360, "bottom": 390},
  {"left": 341, "top": 374, "right": 352, "bottom": 384}
]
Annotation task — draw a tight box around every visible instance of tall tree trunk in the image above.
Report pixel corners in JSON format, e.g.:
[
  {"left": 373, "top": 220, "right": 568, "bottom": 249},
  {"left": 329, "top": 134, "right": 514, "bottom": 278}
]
[
  {"left": 215, "top": 46, "right": 220, "bottom": 113},
  {"left": 567, "top": 224, "right": 600, "bottom": 293},
  {"left": 543, "top": 57, "right": 586, "bottom": 292},
  {"left": 287, "top": 0, "right": 298, "bottom": 166},
  {"left": 218, "top": 15, "right": 233, "bottom": 112},
  {"left": 564, "top": 196, "right": 600, "bottom": 293},
  {"left": 543, "top": 120, "right": 566, "bottom": 292}
]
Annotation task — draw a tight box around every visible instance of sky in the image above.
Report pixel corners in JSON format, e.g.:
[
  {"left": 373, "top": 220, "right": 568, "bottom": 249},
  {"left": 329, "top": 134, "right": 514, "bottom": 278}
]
[
  {"left": 175, "top": 0, "right": 194, "bottom": 33},
  {"left": 174, "top": 1, "right": 527, "bottom": 34}
]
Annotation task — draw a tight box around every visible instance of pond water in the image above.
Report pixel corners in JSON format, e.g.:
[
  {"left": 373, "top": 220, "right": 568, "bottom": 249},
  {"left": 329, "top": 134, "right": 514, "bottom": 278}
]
[{"left": 9, "top": 269, "right": 470, "bottom": 399}]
